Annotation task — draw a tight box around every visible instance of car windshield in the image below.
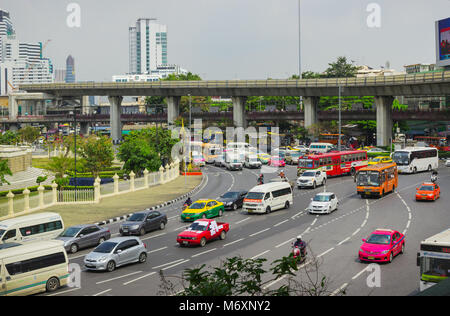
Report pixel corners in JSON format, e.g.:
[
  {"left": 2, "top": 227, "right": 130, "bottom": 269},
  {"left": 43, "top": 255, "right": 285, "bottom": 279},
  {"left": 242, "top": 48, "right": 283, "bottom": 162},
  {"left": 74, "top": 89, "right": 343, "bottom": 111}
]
[
  {"left": 60, "top": 227, "right": 81, "bottom": 237},
  {"left": 302, "top": 171, "right": 316, "bottom": 177},
  {"left": 366, "top": 234, "right": 391, "bottom": 245},
  {"left": 392, "top": 152, "right": 409, "bottom": 166},
  {"left": 357, "top": 171, "right": 380, "bottom": 187},
  {"left": 190, "top": 203, "right": 206, "bottom": 209},
  {"left": 298, "top": 159, "right": 314, "bottom": 168},
  {"left": 0, "top": 229, "right": 5, "bottom": 238},
  {"left": 372, "top": 158, "right": 381, "bottom": 162},
  {"left": 93, "top": 242, "right": 117, "bottom": 253},
  {"left": 128, "top": 213, "right": 146, "bottom": 222},
  {"left": 221, "top": 192, "right": 239, "bottom": 199},
  {"left": 246, "top": 192, "right": 265, "bottom": 200},
  {"left": 313, "top": 195, "right": 331, "bottom": 202},
  {"left": 188, "top": 222, "right": 208, "bottom": 231},
  {"left": 419, "top": 186, "right": 434, "bottom": 191}
]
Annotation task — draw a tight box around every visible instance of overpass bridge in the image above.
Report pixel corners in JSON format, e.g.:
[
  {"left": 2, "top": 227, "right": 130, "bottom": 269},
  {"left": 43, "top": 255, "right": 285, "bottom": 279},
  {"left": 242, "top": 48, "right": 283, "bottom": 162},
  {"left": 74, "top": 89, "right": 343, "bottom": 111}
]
[{"left": 17, "top": 70, "right": 450, "bottom": 146}]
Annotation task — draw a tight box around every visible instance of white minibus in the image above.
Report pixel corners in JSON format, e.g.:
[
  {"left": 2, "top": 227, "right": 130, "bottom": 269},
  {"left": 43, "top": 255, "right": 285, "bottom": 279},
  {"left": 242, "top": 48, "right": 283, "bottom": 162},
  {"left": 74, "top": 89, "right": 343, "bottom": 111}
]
[
  {"left": 392, "top": 147, "right": 438, "bottom": 174},
  {"left": 0, "top": 212, "right": 64, "bottom": 244},
  {"left": 309, "top": 143, "right": 334, "bottom": 153},
  {"left": 0, "top": 240, "right": 69, "bottom": 296},
  {"left": 243, "top": 182, "right": 293, "bottom": 214}
]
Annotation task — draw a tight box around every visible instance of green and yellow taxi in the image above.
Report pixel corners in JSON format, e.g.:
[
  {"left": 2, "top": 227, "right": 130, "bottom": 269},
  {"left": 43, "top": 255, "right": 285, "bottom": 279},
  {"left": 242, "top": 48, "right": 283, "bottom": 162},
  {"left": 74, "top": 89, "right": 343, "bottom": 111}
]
[
  {"left": 257, "top": 152, "right": 271, "bottom": 164},
  {"left": 368, "top": 156, "right": 393, "bottom": 166},
  {"left": 181, "top": 199, "right": 225, "bottom": 222}
]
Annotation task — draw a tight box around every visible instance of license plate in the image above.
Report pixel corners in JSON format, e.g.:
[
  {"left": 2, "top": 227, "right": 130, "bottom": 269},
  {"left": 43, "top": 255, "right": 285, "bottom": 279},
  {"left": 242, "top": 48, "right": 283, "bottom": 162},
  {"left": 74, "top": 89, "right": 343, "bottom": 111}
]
[
  {"left": 183, "top": 241, "right": 188, "bottom": 245},
  {"left": 186, "top": 217, "right": 190, "bottom": 219},
  {"left": 86, "top": 264, "right": 96, "bottom": 268},
  {"left": 123, "top": 228, "right": 128, "bottom": 231},
  {"left": 368, "top": 256, "right": 375, "bottom": 260}
]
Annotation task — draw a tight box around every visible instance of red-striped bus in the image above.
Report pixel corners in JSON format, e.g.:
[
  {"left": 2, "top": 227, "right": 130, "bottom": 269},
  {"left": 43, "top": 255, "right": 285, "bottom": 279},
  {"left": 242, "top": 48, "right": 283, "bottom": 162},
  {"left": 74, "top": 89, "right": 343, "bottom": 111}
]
[{"left": 297, "top": 150, "right": 369, "bottom": 177}]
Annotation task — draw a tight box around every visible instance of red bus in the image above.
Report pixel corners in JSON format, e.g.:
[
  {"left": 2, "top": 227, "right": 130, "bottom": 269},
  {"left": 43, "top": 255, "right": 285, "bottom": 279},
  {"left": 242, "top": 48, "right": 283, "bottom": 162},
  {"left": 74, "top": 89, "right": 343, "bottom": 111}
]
[
  {"left": 297, "top": 150, "right": 368, "bottom": 177},
  {"left": 414, "top": 136, "right": 449, "bottom": 152}
]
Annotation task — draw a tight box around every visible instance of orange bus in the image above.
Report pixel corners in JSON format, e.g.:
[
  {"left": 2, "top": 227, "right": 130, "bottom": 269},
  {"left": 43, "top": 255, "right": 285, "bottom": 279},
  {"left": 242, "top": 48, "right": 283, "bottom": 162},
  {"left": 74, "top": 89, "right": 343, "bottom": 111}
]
[
  {"left": 319, "top": 133, "right": 345, "bottom": 146},
  {"left": 414, "top": 136, "right": 449, "bottom": 151},
  {"left": 356, "top": 163, "right": 398, "bottom": 198}
]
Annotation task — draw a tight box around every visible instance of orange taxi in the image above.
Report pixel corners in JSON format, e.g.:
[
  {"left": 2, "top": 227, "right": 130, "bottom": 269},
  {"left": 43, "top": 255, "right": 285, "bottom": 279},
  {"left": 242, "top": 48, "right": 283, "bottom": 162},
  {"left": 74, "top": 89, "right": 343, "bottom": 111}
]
[{"left": 415, "top": 183, "right": 440, "bottom": 201}]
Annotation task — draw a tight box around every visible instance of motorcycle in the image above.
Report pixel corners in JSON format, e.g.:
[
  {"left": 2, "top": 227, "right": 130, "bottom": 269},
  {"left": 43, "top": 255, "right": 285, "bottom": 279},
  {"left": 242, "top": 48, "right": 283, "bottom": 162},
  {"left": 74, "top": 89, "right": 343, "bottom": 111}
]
[
  {"left": 431, "top": 174, "right": 438, "bottom": 183},
  {"left": 291, "top": 243, "right": 307, "bottom": 263},
  {"left": 182, "top": 203, "right": 189, "bottom": 211}
]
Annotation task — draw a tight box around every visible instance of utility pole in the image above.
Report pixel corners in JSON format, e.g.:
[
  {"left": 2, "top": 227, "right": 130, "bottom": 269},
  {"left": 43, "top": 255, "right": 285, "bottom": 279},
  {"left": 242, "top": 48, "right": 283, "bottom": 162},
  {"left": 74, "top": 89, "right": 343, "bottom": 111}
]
[
  {"left": 338, "top": 85, "right": 343, "bottom": 151},
  {"left": 298, "top": 0, "right": 303, "bottom": 110}
]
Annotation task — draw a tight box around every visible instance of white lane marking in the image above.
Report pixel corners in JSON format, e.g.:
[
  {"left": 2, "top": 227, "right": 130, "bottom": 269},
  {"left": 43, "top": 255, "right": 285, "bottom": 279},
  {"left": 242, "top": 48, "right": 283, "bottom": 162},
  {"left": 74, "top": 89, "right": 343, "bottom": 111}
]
[
  {"left": 263, "top": 275, "right": 286, "bottom": 289},
  {"left": 317, "top": 247, "right": 334, "bottom": 258},
  {"left": 96, "top": 271, "right": 143, "bottom": 285},
  {"left": 337, "top": 237, "right": 350, "bottom": 246},
  {"left": 291, "top": 211, "right": 304, "bottom": 219},
  {"left": 251, "top": 250, "right": 270, "bottom": 259},
  {"left": 123, "top": 272, "right": 156, "bottom": 285},
  {"left": 141, "top": 232, "right": 167, "bottom": 241},
  {"left": 69, "top": 253, "right": 89, "bottom": 260},
  {"left": 330, "top": 283, "right": 348, "bottom": 296},
  {"left": 46, "top": 288, "right": 80, "bottom": 296},
  {"left": 223, "top": 238, "right": 244, "bottom": 247},
  {"left": 396, "top": 192, "right": 413, "bottom": 235},
  {"left": 161, "top": 259, "right": 190, "bottom": 271},
  {"left": 352, "top": 267, "right": 369, "bottom": 280},
  {"left": 191, "top": 248, "right": 217, "bottom": 258},
  {"left": 152, "top": 258, "right": 184, "bottom": 270},
  {"left": 236, "top": 218, "right": 250, "bottom": 224},
  {"left": 147, "top": 246, "right": 168, "bottom": 254},
  {"left": 249, "top": 228, "right": 270, "bottom": 237},
  {"left": 274, "top": 219, "right": 289, "bottom": 227},
  {"left": 275, "top": 238, "right": 294, "bottom": 248},
  {"left": 172, "top": 226, "right": 186, "bottom": 232},
  {"left": 351, "top": 228, "right": 361, "bottom": 236},
  {"left": 92, "top": 289, "right": 111, "bottom": 296}
]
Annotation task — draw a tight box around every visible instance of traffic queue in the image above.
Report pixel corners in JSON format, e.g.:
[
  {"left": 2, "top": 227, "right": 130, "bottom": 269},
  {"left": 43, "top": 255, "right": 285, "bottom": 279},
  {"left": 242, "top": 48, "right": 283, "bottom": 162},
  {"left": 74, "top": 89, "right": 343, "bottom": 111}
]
[{"left": 0, "top": 142, "right": 446, "bottom": 296}]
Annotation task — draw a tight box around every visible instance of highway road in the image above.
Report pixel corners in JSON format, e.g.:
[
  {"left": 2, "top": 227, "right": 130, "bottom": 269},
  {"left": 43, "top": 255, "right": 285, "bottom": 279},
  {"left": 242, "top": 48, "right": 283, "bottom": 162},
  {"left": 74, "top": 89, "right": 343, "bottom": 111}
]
[{"left": 44, "top": 161, "right": 450, "bottom": 296}]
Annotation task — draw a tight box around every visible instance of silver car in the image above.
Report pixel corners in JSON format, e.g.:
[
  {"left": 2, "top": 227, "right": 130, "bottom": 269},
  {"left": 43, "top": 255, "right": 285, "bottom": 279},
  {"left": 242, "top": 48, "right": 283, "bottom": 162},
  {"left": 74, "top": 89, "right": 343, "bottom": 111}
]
[
  {"left": 84, "top": 237, "right": 147, "bottom": 272},
  {"left": 56, "top": 224, "right": 111, "bottom": 254}
]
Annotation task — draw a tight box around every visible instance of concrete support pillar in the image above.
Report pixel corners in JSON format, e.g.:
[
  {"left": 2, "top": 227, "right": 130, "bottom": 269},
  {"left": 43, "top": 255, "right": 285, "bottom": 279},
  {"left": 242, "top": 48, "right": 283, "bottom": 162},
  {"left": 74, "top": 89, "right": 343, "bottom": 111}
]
[
  {"left": 80, "top": 122, "right": 90, "bottom": 136},
  {"left": 37, "top": 184, "right": 45, "bottom": 208},
  {"left": 108, "top": 96, "right": 123, "bottom": 144},
  {"left": 129, "top": 171, "right": 135, "bottom": 191},
  {"left": 375, "top": 96, "right": 394, "bottom": 147},
  {"left": 303, "top": 97, "right": 319, "bottom": 128},
  {"left": 7, "top": 191, "right": 14, "bottom": 217},
  {"left": 8, "top": 95, "right": 19, "bottom": 120},
  {"left": 81, "top": 96, "right": 90, "bottom": 115},
  {"left": 143, "top": 169, "right": 149, "bottom": 188},
  {"left": 23, "top": 188, "right": 30, "bottom": 212},
  {"left": 232, "top": 96, "right": 247, "bottom": 128},
  {"left": 52, "top": 182, "right": 58, "bottom": 204},
  {"left": 113, "top": 174, "right": 119, "bottom": 194},
  {"left": 167, "top": 96, "right": 180, "bottom": 128}
]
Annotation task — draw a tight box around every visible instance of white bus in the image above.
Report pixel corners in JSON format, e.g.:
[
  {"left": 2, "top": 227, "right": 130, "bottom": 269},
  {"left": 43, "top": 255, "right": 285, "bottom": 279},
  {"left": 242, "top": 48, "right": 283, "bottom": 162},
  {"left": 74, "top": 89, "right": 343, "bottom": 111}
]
[
  {"left": 0, "top": 240, "right": 69, "bottom": 296},
  {"left": 243, "top": 182, "right": 293, "bottom": 214},
  {"left": 0, "top": 213, "right": 64, "bottom": 244},
  {"left": 309, "top": 143, "right": 334, "bottom": 153},
  {"left": 392, "top": 147, "right": 438, "bottom": 174},
  {"left": 417, "top": 229, "right": 450, "bottom": 292}
]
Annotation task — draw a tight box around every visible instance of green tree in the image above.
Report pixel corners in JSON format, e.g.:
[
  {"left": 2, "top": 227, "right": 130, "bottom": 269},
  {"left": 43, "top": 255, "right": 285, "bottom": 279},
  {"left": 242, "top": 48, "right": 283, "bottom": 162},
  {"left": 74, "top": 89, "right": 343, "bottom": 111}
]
[
  {"left": 118, "top": 137, "right": 161, "bottom": 174},
  {"left": 324, "top": 56, "right": 359, "bottom": 78},
  {"left": 47, "top": 155, "right": 72, "bottom": 179},
  {"left": 0, "top": 131, "right": 18, "bottom": 145},
  {"left": 0, "top": 159, "right": 12, "bottom": 186},
  {"left": 77, "top": 135, "right": 114, "bottom": 178},
  {"left": 17, "top": 126, "right": 40, "bottom": 144}
]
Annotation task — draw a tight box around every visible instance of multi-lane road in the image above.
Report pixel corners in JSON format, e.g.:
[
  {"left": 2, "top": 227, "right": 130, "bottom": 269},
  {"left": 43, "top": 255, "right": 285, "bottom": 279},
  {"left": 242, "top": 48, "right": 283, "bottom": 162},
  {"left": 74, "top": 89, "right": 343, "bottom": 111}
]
[{"left": 44, "top": 161, "right": 450, "bottom": 296}]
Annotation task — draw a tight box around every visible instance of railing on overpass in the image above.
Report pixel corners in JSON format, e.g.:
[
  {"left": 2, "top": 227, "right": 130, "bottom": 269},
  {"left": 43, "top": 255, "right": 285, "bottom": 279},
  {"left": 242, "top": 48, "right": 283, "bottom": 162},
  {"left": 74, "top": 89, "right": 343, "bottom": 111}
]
[{"left": 19, "top": 71, "right": 450, "bottom": 91}]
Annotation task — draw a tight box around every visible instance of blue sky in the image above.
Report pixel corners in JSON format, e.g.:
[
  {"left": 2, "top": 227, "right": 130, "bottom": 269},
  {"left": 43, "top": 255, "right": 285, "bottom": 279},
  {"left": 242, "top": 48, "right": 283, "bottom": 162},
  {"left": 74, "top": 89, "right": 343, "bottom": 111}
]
[{"left": 2, "top": 0, "right": 449, "bottom": 81}]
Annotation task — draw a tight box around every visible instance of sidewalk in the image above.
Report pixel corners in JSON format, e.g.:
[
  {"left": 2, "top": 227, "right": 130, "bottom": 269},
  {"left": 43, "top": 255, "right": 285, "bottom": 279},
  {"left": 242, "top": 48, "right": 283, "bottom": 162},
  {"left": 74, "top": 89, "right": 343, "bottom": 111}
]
[
  {"left": 1, "top": 167, "right": 54, "bottom": 192},
  {"left": 41, "top": 175, "right": 202, "bottom": 227}
]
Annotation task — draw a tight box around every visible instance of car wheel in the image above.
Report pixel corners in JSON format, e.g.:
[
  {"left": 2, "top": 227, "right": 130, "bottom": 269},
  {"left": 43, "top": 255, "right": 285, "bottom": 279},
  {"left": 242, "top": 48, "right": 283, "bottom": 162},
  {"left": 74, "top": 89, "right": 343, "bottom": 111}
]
[
  {"left": 139, "top": 252, "right": 147, "bottom": 263},
  {"left": 106, "top": 260, "right": 116, "bottom": 272},
  {"left": 160, "top": 222, "right": 166, "bottom": 230},
  {"left": 70, "top": 244, "right": 79, "bottom": 254},
  {"left": 220, "top": 231, "right": 226, "bottom": 240},
  {"left": 388, "top": 252, "right": 393, "bottom": 263},
  {"left": 428, "top": 165, "right": 432, "bottom": 171},
  {"left": 233, "top": 203, "right": 238, "bottom": 210},
  {"left": 323, "top": 178, "right": 326, "bottom": 186},
  {"left": 139, "top": 228, "right": 146, "bottom": 236},
  {"left": 98, "top": 237, "right": 106, "bottom": 245},
  {"left": 285, "top": 201, "right": 290, "bottom": 209},
  {"left": 400, "top": 243, "right": 405, "bottom": 254},
  {"left": 313, "top": 181, "right": 316, "bottom": 189},
  {"left": 218, "top": 209, "right": 223, "bottom": 217},
  {"left": 266, "top": 207, "right": 271, "bottom": 214},
  {"left": 46, "top": 277, "right": 60, "bottom": 293},
  {"left": 200, "top": 237, "right": 207, "bottom": 247},
  {"left": 413, "top": 167, "right": 417, "bottom": 174}
]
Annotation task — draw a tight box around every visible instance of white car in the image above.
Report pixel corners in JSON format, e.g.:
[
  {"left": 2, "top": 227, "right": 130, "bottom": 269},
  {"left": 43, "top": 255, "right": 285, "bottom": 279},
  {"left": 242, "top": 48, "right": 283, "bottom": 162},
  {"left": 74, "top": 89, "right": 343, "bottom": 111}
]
[
  {"left": 446, "top": 159, "right": 450, "bottom": 167},
  {"left": 306, "top": 192, "right": 339, "bottom": 214},
  {"left": 297, "top": 170, "right": 327, "bottom": 189}
]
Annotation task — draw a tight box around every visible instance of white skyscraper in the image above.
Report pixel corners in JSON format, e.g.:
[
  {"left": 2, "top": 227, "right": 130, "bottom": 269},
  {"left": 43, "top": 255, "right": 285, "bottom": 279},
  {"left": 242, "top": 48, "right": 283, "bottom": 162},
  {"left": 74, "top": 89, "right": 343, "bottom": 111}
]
[{"left": 129, "top": 18, "right": 168, "bottom": 74}]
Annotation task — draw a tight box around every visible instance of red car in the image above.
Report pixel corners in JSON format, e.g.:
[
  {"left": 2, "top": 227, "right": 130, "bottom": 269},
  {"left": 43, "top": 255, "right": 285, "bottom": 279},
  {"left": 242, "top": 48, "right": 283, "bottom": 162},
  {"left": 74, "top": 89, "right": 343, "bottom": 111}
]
[
  {"left": 268, "top": 156, "right": 285, "bottom": 167},
  {"left": 359, "top": 229, "right": 405, "bottom": 263},
  {"left": 415, "top": 182, "right": 440, "bottom": 201},
  {"left": 177, "top": 219, "right": 230, "bottom": 247}
]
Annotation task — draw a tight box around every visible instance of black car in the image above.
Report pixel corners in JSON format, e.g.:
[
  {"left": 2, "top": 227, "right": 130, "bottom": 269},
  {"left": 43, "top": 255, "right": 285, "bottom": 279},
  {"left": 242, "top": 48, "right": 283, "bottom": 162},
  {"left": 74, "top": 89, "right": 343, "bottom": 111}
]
[
  {"left": 218, "top": 191, "right": 248, "bottom": 211},
  {"left": 119, "top": 210, "right": 167, "bottom": 236}
]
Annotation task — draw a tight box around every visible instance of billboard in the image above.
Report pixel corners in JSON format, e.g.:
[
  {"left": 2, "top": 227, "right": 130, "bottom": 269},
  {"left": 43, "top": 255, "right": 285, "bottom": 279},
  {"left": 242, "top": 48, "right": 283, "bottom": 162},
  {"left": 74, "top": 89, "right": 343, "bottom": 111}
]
[{"left": 436, "top": 17, "right": 450, "bottom": 67}]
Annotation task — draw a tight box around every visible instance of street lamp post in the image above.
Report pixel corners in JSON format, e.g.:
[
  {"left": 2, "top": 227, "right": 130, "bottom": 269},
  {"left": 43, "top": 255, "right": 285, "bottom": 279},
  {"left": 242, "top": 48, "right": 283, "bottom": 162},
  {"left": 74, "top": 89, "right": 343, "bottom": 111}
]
[
  {"left": 69, "top": 109, "right": 78, "bottom": 201},
  {"left": 338, "top": 85, "right": 343, "bottom": 151},
  {"left": 298, "top": 0, "right": 303, "bottom": 110}
]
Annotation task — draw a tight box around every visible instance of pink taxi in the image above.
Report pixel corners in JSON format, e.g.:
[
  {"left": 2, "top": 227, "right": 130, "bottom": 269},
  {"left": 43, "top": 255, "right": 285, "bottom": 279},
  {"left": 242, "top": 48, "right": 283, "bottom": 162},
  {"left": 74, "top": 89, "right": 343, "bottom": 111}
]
[
  {"left": 268, "top": 156, "right": 286, "bottom": 167},
  {"left": 359, "top": 229, "right": 405, "bottom": 263}
]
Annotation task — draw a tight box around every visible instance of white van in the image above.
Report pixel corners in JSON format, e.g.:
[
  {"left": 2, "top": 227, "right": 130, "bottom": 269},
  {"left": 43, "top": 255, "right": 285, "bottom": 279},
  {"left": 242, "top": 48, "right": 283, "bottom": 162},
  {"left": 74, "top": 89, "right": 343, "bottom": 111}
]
[
  {"left": 243, "top": 182, "right": 293, "bottom": 214},
  {"left": 225, "top": 151, "right": 244, "bottom": 171},
  {"left": 0, "top": 240, "right": 69, "bottom": 296},
  {"left": 309, "top": 143, "right": 334, "bottom": 153},
  {"left": 0, "top": 213, "right": 64, "bottom": 244}
]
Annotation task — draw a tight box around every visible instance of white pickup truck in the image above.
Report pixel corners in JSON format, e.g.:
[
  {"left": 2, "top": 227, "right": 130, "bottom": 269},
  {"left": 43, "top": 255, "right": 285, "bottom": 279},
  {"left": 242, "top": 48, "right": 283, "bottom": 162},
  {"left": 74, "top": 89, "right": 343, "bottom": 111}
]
[{"left": 296, "top": 170, "right": 327, "bottom": 189}]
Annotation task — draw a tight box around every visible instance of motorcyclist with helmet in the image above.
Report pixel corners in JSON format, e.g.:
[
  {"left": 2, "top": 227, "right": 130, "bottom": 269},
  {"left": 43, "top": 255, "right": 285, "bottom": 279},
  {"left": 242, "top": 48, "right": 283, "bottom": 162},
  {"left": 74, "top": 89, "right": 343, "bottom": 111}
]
[
  {"left": 431, "top": 170, "right": 438, "bottom": 183},
  {"left": 293, "top": 235, "right": 307, "bottom": 258}
]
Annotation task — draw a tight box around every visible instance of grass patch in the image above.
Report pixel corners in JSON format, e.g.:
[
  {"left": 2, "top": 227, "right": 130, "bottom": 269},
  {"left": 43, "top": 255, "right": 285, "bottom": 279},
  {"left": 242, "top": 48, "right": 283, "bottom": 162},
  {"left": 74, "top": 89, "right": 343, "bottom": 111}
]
[{"left": 32, "top": 158, "right": 53, "bottom": 170}]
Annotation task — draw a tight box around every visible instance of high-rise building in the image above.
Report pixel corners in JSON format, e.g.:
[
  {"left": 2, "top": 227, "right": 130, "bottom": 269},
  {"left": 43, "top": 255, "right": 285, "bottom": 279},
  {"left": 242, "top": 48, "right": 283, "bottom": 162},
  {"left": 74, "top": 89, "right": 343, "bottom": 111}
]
[
  {"left": 65, "top": 55, "right": 75, "bottom": 83},
  {"left": 129, "top": 18, "right": 168, "bottom": 74},
  {"left": 0, "top": 9, "right": 14, "bottom": 36}
]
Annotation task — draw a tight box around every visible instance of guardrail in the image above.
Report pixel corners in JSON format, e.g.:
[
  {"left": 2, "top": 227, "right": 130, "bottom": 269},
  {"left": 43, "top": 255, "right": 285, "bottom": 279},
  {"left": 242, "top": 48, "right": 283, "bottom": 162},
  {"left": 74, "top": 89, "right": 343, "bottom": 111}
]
[{"left": 19, "top": 71, "right": 450, "bottom": 91}]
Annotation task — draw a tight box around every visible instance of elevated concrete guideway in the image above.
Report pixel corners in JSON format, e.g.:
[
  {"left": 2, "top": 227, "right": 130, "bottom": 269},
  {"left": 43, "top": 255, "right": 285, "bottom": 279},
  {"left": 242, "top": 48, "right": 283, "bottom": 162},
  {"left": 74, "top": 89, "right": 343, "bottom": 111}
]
[{"left": 19, "top": 71, "right": 450, "bottom": 146}]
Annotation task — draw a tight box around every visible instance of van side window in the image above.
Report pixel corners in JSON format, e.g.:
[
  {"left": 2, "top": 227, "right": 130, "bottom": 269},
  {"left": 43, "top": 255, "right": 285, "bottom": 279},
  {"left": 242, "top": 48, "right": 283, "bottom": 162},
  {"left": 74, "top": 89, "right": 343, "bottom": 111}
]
[
  {"left": 19, "top": 221, "right": 63, "bottom": 237},
  {"left": 5, "top": 252, "right": 66, "bottom": 276}
]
